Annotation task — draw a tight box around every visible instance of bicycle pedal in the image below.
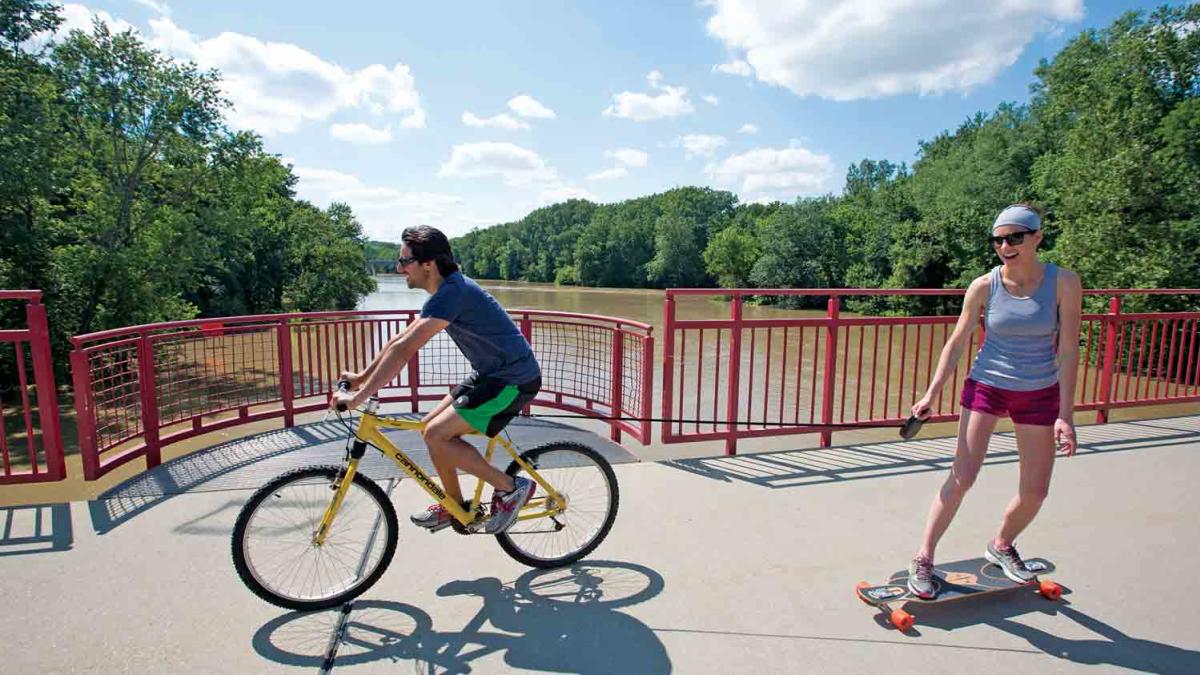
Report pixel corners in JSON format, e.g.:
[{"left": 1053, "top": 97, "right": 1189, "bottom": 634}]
[{"left": 428, "top": 521, "right": 452, "bottom": 534}]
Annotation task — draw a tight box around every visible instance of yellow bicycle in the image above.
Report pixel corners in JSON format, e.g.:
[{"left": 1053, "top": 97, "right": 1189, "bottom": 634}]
[{"left": 231, "top": 384, "right": 620, "bottom": 611}]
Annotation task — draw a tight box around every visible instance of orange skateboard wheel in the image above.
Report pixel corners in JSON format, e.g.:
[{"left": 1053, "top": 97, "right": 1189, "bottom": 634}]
[
  {"left": 1039, "top": 580, "right": 1062, "bottom": 600},
  {"left": 891, "top": 609, "right": 914, "bottom": 631},
  {"left": 856, "top": 581, "right": 871, "bottom": 604}
]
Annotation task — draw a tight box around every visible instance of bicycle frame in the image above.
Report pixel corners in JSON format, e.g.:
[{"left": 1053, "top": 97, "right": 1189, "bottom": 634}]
[{"left": 314, "top": 400, "right": 565, "bottom": 544}]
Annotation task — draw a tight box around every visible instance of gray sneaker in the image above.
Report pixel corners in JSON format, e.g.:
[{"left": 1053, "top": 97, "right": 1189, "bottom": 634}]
[
  {"left": 986, "top": 541, "right": 1035, "bottom": 583},
  {"left": 484, "top": 477, "right": 535, "bottom": 534},
  {"left": 410, "top": 503, "right": 452, "bottom": 530},
  {"left": 907, "top": 555, "right": 936, "bottom": 599}
]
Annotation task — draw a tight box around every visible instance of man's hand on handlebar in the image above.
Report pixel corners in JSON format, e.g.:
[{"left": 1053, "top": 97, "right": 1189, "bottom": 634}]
[{"left": 330, "top": 379, "right": 358, "bottom": 412}]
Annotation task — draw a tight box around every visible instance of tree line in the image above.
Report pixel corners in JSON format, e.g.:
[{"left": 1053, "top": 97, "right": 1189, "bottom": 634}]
[
  {"left": 1, "top": 2, "right": 376, "bottom": 381},
  {"left": 452, "top": 5, "right": 1200, "bottom": 314}
]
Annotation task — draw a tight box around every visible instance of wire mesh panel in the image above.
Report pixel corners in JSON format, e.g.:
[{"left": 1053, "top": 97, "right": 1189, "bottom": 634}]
[
  {"left": 71, "top": 308, "right": 656, "bottom": 479},
  {"left": 154, "top": 326, "right": 281, "bottom": 425},
  {"left": 83, "top": 339, "right": 143, "bottom": 457}
]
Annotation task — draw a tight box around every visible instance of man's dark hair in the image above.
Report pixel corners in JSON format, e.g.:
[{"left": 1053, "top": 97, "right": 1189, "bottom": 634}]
[{"left": 402, "top": 225, "right": 460, "bottom": 277}]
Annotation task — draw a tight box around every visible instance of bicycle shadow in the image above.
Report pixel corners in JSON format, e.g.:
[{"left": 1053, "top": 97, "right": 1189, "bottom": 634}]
[
  {"left": 252, "top": 560, "right": 671, "bottom": 673},
  {"left": 663, "top": 416, "right": 1200, "bottom": 489},
  {"left": 900, "top": 591, "right": 1200, "bottom": 674}
]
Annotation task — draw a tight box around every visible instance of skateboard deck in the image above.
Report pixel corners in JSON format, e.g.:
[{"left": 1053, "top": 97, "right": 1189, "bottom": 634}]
[{"left": 856, "top": 557, "right": 1062, "bottom": 630}]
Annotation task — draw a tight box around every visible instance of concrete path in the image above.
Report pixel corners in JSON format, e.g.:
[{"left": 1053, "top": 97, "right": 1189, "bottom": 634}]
[{"left": 2, "top": 415, "right": 1199, "bottom": 673}]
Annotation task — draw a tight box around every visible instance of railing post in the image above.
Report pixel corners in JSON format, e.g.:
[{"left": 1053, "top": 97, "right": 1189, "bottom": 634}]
[
  {"left": 641, "top": 330, "right": 654, "bottom": 445},
  {"left": 136, "top": 333, "right": 161, "bottom": 469},
  {"left": 408, "top": 312, "right": 421, "bottom": 413},
  {"left": 26, "top": 299, "right": 64, "bottom": 480},
  {"left": 610, "top": 329, "right": 624, "bottom": 443},
  {"left": 661, "top": 294, "right": 675, "bottom": 443},
  {"left": 277, "top": 319, "right": 295, "bottom": 428},
  {"left": 70, "top": 344, "right": 99, "bottom": 480},
  {"left": 1097, "top": 296, "right": 1122, "bottom": 424},
  {"left": 820, "top": 297, "right": 840, "bottom": 447},
  {"left": 520, "top": 314, "right": 533, "bottom": 416},
  {"left": 725, "top": 295, "right": 743, "bottom": 455}
]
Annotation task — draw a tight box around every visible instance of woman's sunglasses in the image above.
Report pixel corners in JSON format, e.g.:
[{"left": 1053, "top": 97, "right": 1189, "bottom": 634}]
[{"left": 990, "top": 231, "right": 1032, "bottom": 247}]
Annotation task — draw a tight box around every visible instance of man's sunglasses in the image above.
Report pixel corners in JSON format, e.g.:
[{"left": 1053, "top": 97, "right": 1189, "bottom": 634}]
[
  {"left": 396, "top": 255, "right": 419, "bottom": 267},
  {"left": 990, "top": 231, "right": 1032, "bottom": 247}
]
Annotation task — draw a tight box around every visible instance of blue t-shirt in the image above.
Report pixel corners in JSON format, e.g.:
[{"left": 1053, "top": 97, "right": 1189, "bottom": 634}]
[{"left": 420, "top": 272, "right": 541, "bottom": 384}]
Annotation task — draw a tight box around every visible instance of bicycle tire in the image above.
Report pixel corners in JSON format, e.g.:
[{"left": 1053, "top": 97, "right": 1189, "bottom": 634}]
[
  {"left": 496, "top": 442, "right": 619, "bottom": 568},
  {"left": 232, "top": 465, "right": 399, "bottom": 611}
]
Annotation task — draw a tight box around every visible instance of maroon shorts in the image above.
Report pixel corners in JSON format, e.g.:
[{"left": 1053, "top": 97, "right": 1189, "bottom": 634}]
[{"left": 959, "top": 379, "right": 1059, "bottom": 426}]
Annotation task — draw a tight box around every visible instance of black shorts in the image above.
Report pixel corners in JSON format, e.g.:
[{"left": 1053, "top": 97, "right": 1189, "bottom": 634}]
[{"left": 451, "top": 374, "right": 541, "bottom": 438}]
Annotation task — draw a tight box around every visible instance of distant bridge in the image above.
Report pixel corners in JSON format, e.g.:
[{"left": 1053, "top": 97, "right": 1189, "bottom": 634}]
[{"left": 367, "top": 259, "right": 396, "bottom": 274}]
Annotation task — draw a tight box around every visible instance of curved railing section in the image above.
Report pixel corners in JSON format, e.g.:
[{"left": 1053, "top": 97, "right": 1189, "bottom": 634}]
[
  {"left": 71, "top": 309, "right": 654, "bottom": 480},
  {"left": 663, "top": 288, "right": 1200, "bottom": 454}
]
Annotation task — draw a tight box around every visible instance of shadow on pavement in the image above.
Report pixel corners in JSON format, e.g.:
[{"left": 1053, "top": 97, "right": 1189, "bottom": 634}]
[
  {"left": 0, "top": 502, "right": 72, "bottom": 557},
  {"left": 86, "top": 415, "right": 634, "bottom": 535},
  {"left": 252, "top": 560, "right": 670, "bottom": 673},
  {"left": 900, "top": 590, "right": 1200, "bottom": 674},
  {"left": 663, "top": 416, "right": 1200, "bottom": 489}
]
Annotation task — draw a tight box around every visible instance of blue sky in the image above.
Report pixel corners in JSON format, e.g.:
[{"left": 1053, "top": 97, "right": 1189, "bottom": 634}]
[{"left": 58, "top": 1, "right": 1180, "bottom": 240}]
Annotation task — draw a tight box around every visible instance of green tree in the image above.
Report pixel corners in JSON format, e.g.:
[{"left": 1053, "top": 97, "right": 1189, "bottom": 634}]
[
  {"left": 52, "top": 20, "right": 227, "bottom": 334},
  {"left": 1031, "top": 5, "right": 1200, "bottom": 309},
  {"left": 646, "top": 213, "right": 708, "bottom": 287},
  {"left": 749, "top": 198, "right": 848, "bottom": 307},
  {"left": 703, "top": 224, "right": 762, "bottom": 288}
]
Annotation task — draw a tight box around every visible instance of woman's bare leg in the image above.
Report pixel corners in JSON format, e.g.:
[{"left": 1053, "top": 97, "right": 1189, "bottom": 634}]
[
  {"left": 994, "top": 422, "right": 1056, "bottom": 547},
  {"left": 916, "top": 409, "right": 999, "bottom": 561}
]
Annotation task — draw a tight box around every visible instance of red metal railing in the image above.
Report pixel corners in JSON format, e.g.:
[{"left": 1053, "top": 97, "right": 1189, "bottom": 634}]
[
  {"left": 71, "top": 309, "right": 653, "bottom": 480},
  {"left": 662, "top": 289, "right": 1200, "bottom": 454},
  {"left": 0, "top": 291, "right": 65, "bottom": 483}
]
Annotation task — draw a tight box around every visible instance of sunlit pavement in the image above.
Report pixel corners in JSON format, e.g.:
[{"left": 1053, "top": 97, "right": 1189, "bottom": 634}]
[{"left": 2, "top": 415, "right": 1198, "bottom": 673}]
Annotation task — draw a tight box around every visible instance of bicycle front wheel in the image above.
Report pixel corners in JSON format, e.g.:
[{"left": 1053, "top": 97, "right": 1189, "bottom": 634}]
[
  {"left": 232, "top": 465, "right": 398, "bottom": 611},
  {"left": 497, "top": 442, "right": 619, "bottom": 568}
]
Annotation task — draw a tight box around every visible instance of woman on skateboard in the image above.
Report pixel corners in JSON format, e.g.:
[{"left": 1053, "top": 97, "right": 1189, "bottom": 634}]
[{"left": 906, "top": 204, "right": 1083, "bottom": 599}]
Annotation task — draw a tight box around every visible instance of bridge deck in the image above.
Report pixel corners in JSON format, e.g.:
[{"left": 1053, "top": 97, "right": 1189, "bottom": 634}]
[{"left": 2, "top": 415, "right": 1198, "bottom": 673}]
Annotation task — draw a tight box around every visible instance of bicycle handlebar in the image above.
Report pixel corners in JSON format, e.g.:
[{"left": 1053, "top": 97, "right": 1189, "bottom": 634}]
[{"left": 335, "top": 379, "right": 352, "bottom": 412}]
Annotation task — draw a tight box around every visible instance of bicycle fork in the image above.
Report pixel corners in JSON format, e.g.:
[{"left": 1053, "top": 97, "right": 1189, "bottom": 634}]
[{"left": 313, "top": 438, "right": 368, "bottom": 546}]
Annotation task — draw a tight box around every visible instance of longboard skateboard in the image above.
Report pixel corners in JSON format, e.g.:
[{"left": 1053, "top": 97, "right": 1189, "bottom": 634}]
[{"left": 856, "top": 557, "right": 1063, "bottom": 630}]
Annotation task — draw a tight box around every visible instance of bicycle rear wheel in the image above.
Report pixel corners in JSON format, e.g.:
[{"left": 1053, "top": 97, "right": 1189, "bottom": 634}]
[
  {"left": 496, "top": 442, "right": 619, "bottom": 568},
  {"left": 232, "top": 465, "right": 398, "bottom": 611}
]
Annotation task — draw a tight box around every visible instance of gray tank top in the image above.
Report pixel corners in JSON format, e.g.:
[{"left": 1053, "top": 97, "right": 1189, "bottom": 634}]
[{"left": 968, "top": 263, "right": 1059, "bottom": 391}]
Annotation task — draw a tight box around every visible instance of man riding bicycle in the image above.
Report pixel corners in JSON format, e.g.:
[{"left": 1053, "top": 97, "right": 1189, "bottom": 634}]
[{"left": 332, "top": 225, "right": 542, "bottom": 534}]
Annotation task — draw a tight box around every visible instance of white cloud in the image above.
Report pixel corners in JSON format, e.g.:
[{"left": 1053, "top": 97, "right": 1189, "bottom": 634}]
[
  {"left": 603, "top": 70, "right": 695, "bottom": 121},
  {"left": 330, "top": 123, "right": 392, "bottom": 145},
  {"left": 508, "top": 94, "right": 556, "bottom": 119},
  {"left": 133, "top": 0, "right": 170, "bottom": 15},
  {"left": 588, "top": 167, "right": 628, "bottom": 181},
  {"left": 738, "top": 123, "right": 759, "bottom": 134},
  {"left": 462, "top": 112, "right": 529, "bottom": 130},
  {"left": 706, "top": 141, "right": 835, "bottom": 200},
  {"left": 539, "top": 185, "right": 597, "bottom": 205},
  {"left": 56, "top": 4, "right": 136, "bottom": 38},
  {"left": 144, "top": 17, "right": 425, "bottom": 135},
  {"left": 439, "top": 142, "right": 557, "bottom": 186},
  {"left": 292, "top": 166, "right": 464, "bottom": 239},
  {"left": 606, "top": 148, "right": 649, "bottom": 168},
  {"left": 714, "top": 59, "right": 753, "bottom": 77},
  {"left": 704, "top": 0, "right": 1083, "bottom": 100},
  {"left": 678, "top": 134, "right": 728, "bottom": 159},
  {"left": 703, "top": 94, "right": 720, "bottom": 105}
]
